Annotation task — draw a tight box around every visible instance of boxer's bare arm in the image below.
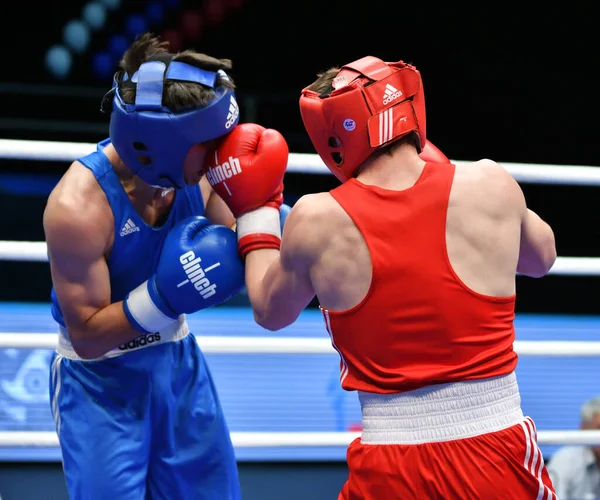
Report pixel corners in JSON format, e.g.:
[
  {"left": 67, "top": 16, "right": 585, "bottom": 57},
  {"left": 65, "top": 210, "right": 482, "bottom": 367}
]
[
  {"left": 200, "top": 176, "right": 236, "bottom": 228},
  {"left": 518, "top": 207, "right": 557, "bottom": 277},
  {"left": 244, "top": 195, "right": 318, "bottom": 331},
  {"left": 479, "top": 159, "right": 556, "bottom": 277},
  {"left": 43, "top": 164, "right": 143, "bottom": 359}
]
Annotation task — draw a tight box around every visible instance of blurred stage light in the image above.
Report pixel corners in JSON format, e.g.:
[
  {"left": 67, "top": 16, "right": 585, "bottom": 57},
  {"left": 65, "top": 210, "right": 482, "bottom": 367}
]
[
  {"left": 125, "top": 13, "right": 149, "bottom": 40},
  {"left": 82, "top": 2, "right": 108, "bottom": 31},
  {"left": 179, "top": 10, "right": 203, "bottom": 41},
  {"left": 201, "top": 0, "right": 225, "bottom": 25},
  {"left": 163, "top": 0, "right": 182, "bottom": 8},
  {"left": 108, "top": 34, "right": 129, "bottom": 60},
  {"left": 63, "top": 19, "right": 90, "bottom": 55},
  {"left": 45, "top": 45, "right": 72, "bottom": 80},
  {"left": 224, "top": 0, "right": 246, "bottom": 11},
  {"left": 145, "top": 1, "right": 165, "bottom": 26},
  {"left": 161, "top": 29, "right": 182, "bottom": 53},
  {"left": 100, "top": 0, "right": 121, "bottom": 10},
  {"left": 92, "top": 51, "right": 116, "bottom": 81}
]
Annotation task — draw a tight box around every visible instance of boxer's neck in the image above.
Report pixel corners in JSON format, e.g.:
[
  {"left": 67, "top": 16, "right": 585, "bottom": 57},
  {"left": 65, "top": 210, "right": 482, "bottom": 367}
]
[
  {"left": 355, "top": 142, "right": 426, "bottom": 191},
  {"left": 102, "top": 142, "right": 176, "bottom": 225}
]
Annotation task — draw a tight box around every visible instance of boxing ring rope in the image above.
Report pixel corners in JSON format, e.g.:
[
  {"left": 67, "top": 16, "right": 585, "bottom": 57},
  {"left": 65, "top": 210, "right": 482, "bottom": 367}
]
[
  {"left": 2, "top": 137, "right": 600, "bottom": 450},
  {"left": 2, "top": 138, "right": 600, "bottom": 185},
  {"left": 1, "top": 333, "right": 600, "bottom": 356},
  {"left": 3, "top": 430, "right": 600, "bottom": 448},
  {"left": 2, "top": 139, "right": 600, "bottom": 272},
  {"left": 1, "top": 240, "right": 599, "bottom": 275},
  {"left": 0, "top": 338, "right": 599, "bottom": 449}
]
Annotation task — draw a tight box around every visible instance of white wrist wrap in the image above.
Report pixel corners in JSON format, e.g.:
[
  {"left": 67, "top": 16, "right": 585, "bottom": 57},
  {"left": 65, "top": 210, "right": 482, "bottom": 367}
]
[
  {"left": 125, "top": 280, "right": 177, "bottom": 333},
  {"left": 237, "top": 207, "right": 281, "bottom": 242}
]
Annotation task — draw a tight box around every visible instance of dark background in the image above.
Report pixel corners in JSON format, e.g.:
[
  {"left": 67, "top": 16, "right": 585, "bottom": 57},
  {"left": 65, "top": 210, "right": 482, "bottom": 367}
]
[{"left": 0, "top": 1, "right": 598, "bottom": 313}]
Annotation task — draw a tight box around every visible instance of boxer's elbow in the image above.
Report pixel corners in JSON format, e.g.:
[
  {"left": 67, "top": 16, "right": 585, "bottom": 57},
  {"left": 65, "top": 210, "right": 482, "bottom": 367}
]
[
  {"left": 538, "top": 241, "right": 557, "bottom": 277},
  {"left": 253, "top": 309, "right": 288, "bottom": 331},
  {"left": 256, "top": 319, "right": 282, "bottom": 332},
  {"left": 517, "top": 253, "right": 557, "bottom": 278},
  {"left": 68, "top": 327, "right": 106, "bottom": 360},
  {"left": 517, "top": 232, "right": 557, "bottom": 278},
  {"left": 247, "top": 274, "right": 295, "bottom": 331},
  {"left": 517, "top": 210, "right": 557, "bottom": 278},
  {"left": 246, "top": 259, "right": 308, "bottom": 331},
  {"left": 252, "top": 302, "right": 299, "bottom": 331},
  {"left": 70, "top": 338, "right": 102, "bottom": 360}
]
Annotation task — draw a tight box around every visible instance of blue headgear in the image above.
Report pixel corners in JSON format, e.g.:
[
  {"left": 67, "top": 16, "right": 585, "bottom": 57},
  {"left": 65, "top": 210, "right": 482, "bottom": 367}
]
[{"left": 101, "top": 55, "right": 239, "bottom": 189}]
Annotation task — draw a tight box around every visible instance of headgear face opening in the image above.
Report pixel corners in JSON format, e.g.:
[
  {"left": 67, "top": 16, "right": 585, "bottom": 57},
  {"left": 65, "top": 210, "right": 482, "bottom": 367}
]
[
  {"left": 101, "top": 56, "right": 240, "bottom": 189},
  {"left": 299, "top": 56, "right": 426, "bottom": 183}
]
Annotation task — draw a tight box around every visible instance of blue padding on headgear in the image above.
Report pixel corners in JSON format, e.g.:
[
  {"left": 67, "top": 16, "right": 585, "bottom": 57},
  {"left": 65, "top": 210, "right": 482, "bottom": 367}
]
[
  {"left": 130, "top": 62, "right": 218, "bottom": 88},
  {"left": 134, "top": 61, "right": 166, "bottom": 109},
  {"left": 166, "top": 61, "right": 217, "bottom": 87},
  {"left": 108, "top": 59, "right": 239, "bottom": 189}
]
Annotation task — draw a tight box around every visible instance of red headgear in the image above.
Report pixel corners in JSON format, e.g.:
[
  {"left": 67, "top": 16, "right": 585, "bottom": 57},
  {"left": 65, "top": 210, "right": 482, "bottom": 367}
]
[{"left": 299, "top": 56, "right": 426, "bottom": 183}]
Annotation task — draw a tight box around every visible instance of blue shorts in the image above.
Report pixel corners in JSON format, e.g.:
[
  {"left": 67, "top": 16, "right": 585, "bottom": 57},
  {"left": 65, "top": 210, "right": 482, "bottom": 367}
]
[{"left": 49, "top": 333, "right": 240, "bottom": 500}]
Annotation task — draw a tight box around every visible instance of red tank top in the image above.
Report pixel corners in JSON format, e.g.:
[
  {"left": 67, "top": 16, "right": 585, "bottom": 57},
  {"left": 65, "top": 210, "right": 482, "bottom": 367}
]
[{"left": 322, "top": 163, "right": 517, "bottom": 394}]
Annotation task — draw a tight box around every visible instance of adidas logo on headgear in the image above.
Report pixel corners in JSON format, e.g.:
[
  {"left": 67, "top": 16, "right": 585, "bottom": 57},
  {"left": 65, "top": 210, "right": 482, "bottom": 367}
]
[
  {"left": 225, "top": 96, "right": 239, "bottom": 128},
  {"left": 383, "top": 84, "right": 403, "bottom": 105}
]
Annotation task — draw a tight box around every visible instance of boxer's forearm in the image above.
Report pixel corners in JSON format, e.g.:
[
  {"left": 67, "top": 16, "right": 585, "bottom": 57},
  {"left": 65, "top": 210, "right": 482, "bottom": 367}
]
[
  {"left": 66, "top": 302, "right": 146, "bottom": 359},
  {"left": 244, "top": 247, "right": 314, "bottom": 331},
  {"left": 244, "top": 248, "right": 281, "bottom": 326}
]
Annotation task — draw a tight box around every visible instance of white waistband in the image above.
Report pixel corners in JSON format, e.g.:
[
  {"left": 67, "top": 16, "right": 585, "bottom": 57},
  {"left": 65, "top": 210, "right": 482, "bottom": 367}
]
[
  {"left": 56, "top": 315, "right": 190, "bottom": 361},
  {"left": 359, "top": 372, "right": 523, "bottom": 444}
]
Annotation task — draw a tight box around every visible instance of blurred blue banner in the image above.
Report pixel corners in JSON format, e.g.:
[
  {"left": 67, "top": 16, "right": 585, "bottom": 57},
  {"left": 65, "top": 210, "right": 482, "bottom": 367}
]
[{"left": 1, "top": 303, "right": 599, "bottom": 462}]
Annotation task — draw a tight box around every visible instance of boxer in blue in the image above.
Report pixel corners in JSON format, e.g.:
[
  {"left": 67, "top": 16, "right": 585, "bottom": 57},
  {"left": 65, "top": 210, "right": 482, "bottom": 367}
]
[{"left": 43, "top": 33, "right": 250, "bottom": 500}]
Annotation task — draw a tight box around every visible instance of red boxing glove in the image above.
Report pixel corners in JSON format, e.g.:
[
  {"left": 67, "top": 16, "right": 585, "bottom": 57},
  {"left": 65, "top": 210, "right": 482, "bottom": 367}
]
[
  {"left": 203, "top": 123, "right": 289, "bottom": 258},
  {"left": 420, "top": 140, "right": 449, "bottom": 163}
]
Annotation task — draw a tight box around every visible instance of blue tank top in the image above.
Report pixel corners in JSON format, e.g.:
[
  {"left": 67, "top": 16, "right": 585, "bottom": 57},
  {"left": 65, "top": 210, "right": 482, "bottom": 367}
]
[{"left": 51, "top": 139, "right": 205, "bottom": 327}]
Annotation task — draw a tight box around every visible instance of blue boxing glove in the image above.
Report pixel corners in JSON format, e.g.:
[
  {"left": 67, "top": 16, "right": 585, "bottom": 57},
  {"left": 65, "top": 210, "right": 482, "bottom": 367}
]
[{"left": 123, "top": 216, "right": 245, "bottom": 334}]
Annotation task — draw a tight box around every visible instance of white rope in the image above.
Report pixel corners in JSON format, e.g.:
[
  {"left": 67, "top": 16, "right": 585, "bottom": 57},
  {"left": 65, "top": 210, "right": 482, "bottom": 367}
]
[
  {"left": 0, "top": 241, "right": 48, "bottom": 262},
  {"left": 2, "top": 430, "right": 600, "bottom": 448},
  {"left": 0, "top": 139, "right": 95, "bottom": 162},
  {"left": 1, "top": 333, "right": 600, "bottom": 356},
  {"left": 0, "top": 240, "right": 598, "bottom": 276},
  {"left": 547, "top": 257, "right": 600, "bottom": 276},
  {"left": 2, "top": 137, "right": 600, "bottom": 274},
  {"left": 2, "top": 138, "right": 600, "bottom": 185}
]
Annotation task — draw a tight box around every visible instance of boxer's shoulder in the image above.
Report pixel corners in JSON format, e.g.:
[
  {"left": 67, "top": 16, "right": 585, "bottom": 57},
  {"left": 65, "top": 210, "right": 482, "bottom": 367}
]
[
  {"left": 287, "top": 192, "right": 346, "bottom": 229},
  {"left": 44, "top": 161, "right": 114, "bottom": 254},
  {"left": 280, "top": 192, "right": 350, "bottom": 259},
  {"left": 50, "top": 161, "right": 110, "bottom": 211},
  {"left": 453, "top": 159, "right": 523, "bottom": 207},
  {"left": 454, "top": 158, "right": 509, "bottom": 183}
]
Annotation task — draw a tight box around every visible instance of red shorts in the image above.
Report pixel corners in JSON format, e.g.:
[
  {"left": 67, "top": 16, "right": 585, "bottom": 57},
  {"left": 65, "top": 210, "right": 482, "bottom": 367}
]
[{"left": 339, "top": 417, "right": 556, "bottom": 500}]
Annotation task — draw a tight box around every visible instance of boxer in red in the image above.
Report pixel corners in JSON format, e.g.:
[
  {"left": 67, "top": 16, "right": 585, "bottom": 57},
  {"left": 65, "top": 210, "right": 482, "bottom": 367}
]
[{"left": 204, "top": 56, "right": 558, "bottom": 499}]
